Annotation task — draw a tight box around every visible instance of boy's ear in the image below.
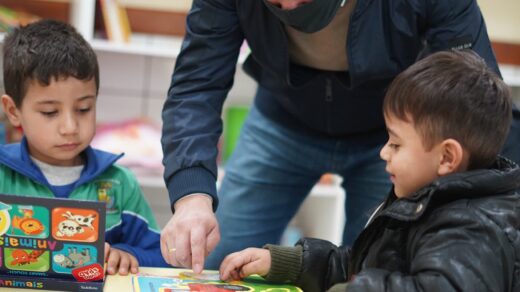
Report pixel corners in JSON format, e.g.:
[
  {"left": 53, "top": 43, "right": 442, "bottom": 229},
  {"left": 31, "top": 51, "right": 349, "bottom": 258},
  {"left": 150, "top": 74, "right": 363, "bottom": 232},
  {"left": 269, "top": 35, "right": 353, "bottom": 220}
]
[
  {"left": 1, "top": 94, "right": 22, "bottom": 127},
  {"left": 437, "top": 139, "right": 466, "bottom": 176}
]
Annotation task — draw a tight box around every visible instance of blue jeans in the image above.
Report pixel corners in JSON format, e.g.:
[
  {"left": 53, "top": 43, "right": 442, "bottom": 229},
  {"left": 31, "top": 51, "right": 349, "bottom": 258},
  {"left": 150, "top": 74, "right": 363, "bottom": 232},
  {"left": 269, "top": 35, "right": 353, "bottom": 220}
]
[{"left": 205, "top": 106, "right": 390, "bottom": 268}]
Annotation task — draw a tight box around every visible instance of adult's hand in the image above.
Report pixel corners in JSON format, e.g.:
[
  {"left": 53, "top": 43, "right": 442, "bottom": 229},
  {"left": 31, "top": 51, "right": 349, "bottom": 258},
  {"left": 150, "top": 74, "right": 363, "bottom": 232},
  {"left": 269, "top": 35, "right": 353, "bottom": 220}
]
[{"left": 160, "top": 194, "right": 220, "bottom": 274}]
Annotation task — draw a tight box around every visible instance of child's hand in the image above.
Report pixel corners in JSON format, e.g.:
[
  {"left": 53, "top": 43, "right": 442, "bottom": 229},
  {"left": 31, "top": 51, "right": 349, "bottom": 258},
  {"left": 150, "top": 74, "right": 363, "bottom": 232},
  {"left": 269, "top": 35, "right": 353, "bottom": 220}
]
[
  {"left": 106, "top": 247, "right": 139, "bottom": 275},
  {"left": 219, "top": 248, "right": 271, "bottom": 281},
  {"left": 104, "top": 242, "right": 110, "bottom": 260}
]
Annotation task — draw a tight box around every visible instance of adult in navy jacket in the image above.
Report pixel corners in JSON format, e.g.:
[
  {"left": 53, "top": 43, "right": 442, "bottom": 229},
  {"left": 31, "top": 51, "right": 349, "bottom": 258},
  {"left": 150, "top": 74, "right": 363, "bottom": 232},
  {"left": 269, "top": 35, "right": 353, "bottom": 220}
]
[{"left": 160, "top": 0, "right": 520, "bottom": 271}]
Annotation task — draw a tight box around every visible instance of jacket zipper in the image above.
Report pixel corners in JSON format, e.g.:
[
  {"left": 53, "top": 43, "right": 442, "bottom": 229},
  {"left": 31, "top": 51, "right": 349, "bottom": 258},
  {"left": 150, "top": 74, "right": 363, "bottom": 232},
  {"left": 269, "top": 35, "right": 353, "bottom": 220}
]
[
  {"left": 326, "top": 77, "right": 333, "bottom": 132},
  {"left": 365, "top": 202, "right": 384, "bottom": 227},
  {"left": 325, "top": 78, "right": 333, "bottom": 102}
]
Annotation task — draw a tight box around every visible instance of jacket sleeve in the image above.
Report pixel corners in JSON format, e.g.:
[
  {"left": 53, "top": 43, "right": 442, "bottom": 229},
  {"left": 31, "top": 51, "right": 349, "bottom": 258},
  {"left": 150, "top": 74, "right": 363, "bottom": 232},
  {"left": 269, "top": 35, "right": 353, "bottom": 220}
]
[
  {"left": 106, "top": 169, "right": 168, "bottom": 267},
  {"left": 345, "top": 208, "right": 515, "bottom": 292},
  {"left": 161, "top": 0, "right": 245, "bottom": 211},
  {"left": 420, "top": 0, "right": 520, "bottom": 165},
  {"left": 296, "top": 238, "right": 350, "bottom": 292},
  {"left": 420, "top": 0, "right": 499, "bottom": 74},
  {"left": 420, "top": 0, "right": 520, "bottom": 164}
]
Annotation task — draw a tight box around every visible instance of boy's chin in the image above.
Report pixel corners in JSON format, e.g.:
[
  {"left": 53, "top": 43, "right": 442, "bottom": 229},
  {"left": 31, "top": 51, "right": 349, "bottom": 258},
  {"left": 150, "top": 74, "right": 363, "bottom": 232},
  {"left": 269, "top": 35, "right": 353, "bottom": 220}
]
[{"left": 394, "top": 188, "right": 411, "bottom": 198}]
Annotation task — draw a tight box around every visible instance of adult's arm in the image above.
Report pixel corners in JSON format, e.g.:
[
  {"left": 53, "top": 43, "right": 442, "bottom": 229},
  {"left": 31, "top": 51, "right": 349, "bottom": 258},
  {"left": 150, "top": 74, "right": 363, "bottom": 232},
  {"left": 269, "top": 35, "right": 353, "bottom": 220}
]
[
  {"left": 419, "top": 0, "right": 520, "bottom": 164},
  {"left": 162, "top": 0, "right": 244, "bottom": 210},
  {"left": 160, "top": 0, "right": 244, "bottom": 271},
  {"left": 419, "top": 0, "right": 499, "bottom": 73}
]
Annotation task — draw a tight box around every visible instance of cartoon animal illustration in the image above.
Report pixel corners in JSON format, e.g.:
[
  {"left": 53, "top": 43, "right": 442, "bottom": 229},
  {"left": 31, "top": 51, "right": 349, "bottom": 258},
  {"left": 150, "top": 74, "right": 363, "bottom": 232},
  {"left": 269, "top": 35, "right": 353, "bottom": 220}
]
[
  {"left": 28, "top": 249, "right": 45, "bottom": 261},
  {"left": 10, "top": 249, "right": 44, "bottom": 266},
  {"left": 53, "top": 247, "right": 92, "bottom": 269},
  {"left": 56, "top": 219, "right": 84, "bottom": 237},
  {"left": 11, "top": 250, "right": 30, "bottom": 266},
  {"left": 0, "top": 202, "right": 12, "bottom": 236},
  {"left": 12, "top": 208, "right": 45, "bottom": 235},
  {"left": 13, "top": 217, "right": 45, "bottom": 235},
  {"left": 63, "top": 211, "right": 96, "bottom": 229}
]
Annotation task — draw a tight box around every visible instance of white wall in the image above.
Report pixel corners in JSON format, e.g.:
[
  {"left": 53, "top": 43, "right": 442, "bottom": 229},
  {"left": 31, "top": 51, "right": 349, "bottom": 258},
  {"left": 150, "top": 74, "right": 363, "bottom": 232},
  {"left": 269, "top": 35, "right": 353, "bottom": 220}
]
[{"left": 478, "top": 0, "right": 520, "bottom": 44}]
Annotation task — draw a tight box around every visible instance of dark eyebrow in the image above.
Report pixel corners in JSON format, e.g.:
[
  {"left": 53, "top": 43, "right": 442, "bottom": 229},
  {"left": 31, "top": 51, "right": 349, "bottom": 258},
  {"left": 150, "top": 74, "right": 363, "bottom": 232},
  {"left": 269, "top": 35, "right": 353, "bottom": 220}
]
[
  {"left": 78, "top": 95, "right": 96, "bottom": 101},
  {"left": 36, "top": 100, "right": 59, "bottom": 105},
  {"left": 36, "top": 95, "right": 96, "bottom": 105}
]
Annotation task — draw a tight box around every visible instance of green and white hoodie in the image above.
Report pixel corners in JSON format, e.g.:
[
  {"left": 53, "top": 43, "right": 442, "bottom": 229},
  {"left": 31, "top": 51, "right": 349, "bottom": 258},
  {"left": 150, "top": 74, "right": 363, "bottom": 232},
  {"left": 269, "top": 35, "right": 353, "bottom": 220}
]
[{"left": 0, "top": 139, "right": 168, "bottom": 267}]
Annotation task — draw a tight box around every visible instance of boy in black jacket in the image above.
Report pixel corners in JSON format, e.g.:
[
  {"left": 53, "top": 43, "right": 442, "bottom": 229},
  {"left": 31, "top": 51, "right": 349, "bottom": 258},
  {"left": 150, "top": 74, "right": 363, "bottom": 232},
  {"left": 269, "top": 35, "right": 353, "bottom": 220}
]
[{"left": 218, "top": 50, "right": 520, "bottom": 292}]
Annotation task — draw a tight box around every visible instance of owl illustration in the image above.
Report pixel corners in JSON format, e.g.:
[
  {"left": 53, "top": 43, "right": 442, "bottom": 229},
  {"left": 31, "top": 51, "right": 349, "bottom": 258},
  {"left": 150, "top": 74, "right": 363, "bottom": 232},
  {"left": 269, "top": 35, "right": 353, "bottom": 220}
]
[{"left": 0, "top": 201, "right": 12, "bottom": 236}]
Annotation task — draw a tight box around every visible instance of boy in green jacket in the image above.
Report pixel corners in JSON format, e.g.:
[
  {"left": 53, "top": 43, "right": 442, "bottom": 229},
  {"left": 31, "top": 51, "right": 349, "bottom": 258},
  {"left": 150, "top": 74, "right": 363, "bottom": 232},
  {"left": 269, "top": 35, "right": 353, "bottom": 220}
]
[
  {"left": 219, "top": 50, "right": 520, "bottom": 291},
  {"left": 0, "top": 19, "right": 167, "bottom": 274}
]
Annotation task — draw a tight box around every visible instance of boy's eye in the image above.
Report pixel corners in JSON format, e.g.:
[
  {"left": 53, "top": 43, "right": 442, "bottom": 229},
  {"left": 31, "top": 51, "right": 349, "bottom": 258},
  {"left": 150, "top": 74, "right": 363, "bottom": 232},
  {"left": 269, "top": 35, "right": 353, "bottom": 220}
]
[
  {"left": 41, "top": 111, "right": 58, "bottom": 117},
  {"left": 77, "top": 107, "right": 91, "bottom": 113},
  {"left": 388, "top": 143, "right": 400, "bottom": 149}
]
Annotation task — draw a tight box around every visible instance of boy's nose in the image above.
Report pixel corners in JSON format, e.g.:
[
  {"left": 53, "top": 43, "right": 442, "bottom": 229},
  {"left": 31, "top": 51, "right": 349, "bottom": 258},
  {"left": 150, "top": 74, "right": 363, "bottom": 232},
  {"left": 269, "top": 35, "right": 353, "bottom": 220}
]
[
  {"left": 59, "top": 114, "right": 78, "bottom": 135},
  {"left": 379, "top": 144, "right": 389, "bottom": 161}
]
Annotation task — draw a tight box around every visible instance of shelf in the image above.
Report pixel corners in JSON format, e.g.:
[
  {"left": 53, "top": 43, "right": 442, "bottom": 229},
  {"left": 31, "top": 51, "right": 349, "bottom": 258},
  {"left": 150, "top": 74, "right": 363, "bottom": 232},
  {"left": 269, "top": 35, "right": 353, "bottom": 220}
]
[
  {"left": 500, "top": 64, "right": 520, "bottom": 87},
  {"left": 2, "top": 32, "right": 518, "bottom": 82},
  {"left": 89, "top": 33, "right": 183, "bottom": 58},
  {"left": 0, "top": 31, "right": 248, "bottom": 63},
  {"left": 91, "top": 33, "right": 250, "bottom": 63}
]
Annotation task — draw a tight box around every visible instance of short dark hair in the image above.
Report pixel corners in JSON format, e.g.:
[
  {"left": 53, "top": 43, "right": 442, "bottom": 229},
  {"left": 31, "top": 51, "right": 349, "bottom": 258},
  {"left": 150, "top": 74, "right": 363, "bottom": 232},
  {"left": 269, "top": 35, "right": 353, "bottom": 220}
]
[
  {"left": 383, "top": 50, "right": 512, "bottom": 169},
  {"left": 2, "top": 19, "right": 99, "bottom": 107}
]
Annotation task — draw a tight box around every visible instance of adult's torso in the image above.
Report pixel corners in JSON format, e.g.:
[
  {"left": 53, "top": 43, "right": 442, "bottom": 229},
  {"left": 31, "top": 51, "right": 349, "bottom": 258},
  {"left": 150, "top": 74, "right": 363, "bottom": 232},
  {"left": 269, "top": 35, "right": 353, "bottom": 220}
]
[
  {"left": 284, "top": 0, "right": 356, "bottom": 71},
  {"left": 236, "top": 0, "right": 425, "bottom": 137}
]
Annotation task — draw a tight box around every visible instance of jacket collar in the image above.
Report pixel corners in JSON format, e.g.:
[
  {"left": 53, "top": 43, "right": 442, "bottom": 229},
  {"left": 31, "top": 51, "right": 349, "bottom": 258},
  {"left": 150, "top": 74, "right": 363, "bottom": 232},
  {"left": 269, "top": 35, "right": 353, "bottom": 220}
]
[
  {"left": 0, "top": 137, "right": 123, "bottom": 191},
  {"left": 245, "top": 0, "right": 372, "bottom": 88},
  {"left": 377, "top": 157, "right": 520, "bottom": 221}
]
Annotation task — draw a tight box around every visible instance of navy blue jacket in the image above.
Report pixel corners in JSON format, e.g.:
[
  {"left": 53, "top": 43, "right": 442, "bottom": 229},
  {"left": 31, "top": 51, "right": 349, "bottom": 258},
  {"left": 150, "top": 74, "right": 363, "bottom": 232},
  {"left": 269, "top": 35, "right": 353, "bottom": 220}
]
[{"left": 162, "top": 0, "right": 512, "bottom": 208}]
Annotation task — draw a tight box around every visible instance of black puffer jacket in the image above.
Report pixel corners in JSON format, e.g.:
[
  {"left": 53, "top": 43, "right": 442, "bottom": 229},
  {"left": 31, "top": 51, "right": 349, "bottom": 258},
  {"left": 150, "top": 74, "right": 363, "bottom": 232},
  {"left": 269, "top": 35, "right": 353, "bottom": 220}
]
[{"left": 293, "top": 157, "right": 520, "bottom": 291}]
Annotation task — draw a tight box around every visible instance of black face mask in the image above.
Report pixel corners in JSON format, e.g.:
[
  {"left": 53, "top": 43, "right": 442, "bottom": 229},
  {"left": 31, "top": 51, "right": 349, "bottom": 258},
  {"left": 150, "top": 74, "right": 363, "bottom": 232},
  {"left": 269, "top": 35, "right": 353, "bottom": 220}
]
[{"left": 263, "top": 0, "right": 346, "bottom": 33}]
